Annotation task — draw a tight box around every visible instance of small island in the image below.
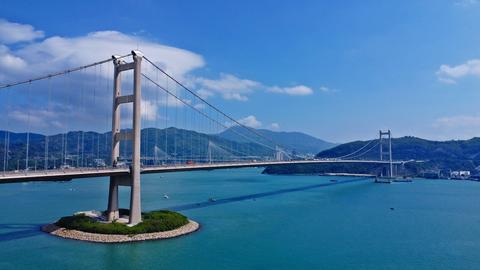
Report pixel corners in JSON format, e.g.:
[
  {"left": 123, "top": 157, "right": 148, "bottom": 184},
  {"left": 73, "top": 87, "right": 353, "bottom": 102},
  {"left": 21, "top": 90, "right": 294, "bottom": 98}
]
[{"left": 42, "top": 209, "right": 199, "bottom": 243}]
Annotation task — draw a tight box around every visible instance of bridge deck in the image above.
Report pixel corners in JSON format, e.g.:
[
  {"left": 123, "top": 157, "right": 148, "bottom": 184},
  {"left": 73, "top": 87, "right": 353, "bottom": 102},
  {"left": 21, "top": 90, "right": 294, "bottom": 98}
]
[{"left": 0, "top": 159, "right": 402, "bottom": 184}]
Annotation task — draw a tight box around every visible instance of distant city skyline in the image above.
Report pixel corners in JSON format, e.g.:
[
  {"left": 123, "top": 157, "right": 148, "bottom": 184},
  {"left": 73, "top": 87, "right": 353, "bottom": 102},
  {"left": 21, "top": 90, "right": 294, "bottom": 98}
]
[{"left": 1, "top": 1, "right": 480, "bottom": 142}]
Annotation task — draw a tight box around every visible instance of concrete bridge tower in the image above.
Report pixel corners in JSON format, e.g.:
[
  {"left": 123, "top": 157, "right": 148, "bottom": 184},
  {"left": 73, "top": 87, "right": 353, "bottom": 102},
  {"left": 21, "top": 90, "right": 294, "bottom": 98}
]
[
  {"left": 106, "top": 51, "right": 143, "bottom": 225},
  {"left": 379, "top": 130, "right": 393, "bottom": 178}
]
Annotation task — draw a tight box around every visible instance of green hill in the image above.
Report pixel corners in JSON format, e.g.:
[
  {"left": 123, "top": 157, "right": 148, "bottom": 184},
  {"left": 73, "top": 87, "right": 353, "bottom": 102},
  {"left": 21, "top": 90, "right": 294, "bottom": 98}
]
[
  {"left": 316, "top": 136, "right": 480, "bottom": 171},
  {"left": 264, "top": 136, "right": 480, "bottom": 176}
]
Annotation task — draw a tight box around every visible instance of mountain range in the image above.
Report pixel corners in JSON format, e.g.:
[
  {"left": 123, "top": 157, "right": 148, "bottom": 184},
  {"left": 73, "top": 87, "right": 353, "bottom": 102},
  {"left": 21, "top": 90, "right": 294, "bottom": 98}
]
[
  {"left": 4, "top": 129, "right": 480, "bottom": 177},
  {"left": 0, "top": 127, "right": 335, "bottom": 170}
]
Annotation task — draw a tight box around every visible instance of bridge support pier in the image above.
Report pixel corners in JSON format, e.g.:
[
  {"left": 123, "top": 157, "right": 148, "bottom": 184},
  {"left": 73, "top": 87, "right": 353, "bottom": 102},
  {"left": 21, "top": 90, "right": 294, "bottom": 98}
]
[
  {"left": 107, "top": 177, "right": 119, "bottom": 220},
  {"left": 106, "top": 50, "right": 143, "bottom": 226}
]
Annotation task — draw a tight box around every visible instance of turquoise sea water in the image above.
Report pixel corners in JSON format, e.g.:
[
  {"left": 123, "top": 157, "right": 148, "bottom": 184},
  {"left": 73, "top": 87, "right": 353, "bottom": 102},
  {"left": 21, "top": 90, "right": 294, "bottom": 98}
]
[{"left": 1, "top": 168, "right": 480, "bottom": 270}]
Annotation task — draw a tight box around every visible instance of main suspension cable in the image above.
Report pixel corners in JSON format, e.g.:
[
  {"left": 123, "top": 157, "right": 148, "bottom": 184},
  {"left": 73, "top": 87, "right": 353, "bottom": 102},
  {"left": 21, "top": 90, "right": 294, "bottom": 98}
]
[
  {"left": 143, "top": 57, "right": 282, "bottom": 151},
  {"left": 335, "top": 139, "right": 376, "bottom": 159},
  {"left": 141, "top": 73, "right": 278, "bottom": 153},
  {"left": 0, "top": 54, "right": 132, "bottom": 90},
  {"left": 345, "top": 141, "right": 380, "bottom": 160}
]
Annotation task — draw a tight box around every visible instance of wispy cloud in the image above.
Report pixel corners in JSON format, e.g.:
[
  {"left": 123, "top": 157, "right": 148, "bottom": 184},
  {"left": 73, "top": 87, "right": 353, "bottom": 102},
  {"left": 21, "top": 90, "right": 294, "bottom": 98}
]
[
  {"left": 438, "top": 77, "right": 457, "bottom": 84},
  {"left": 269, "top": 122, "right": 280, "bottom": 130},
  {"left": 238, "top": 115, "right": 262, "bottom": 128},
  {"left": 9, "top": 108, "right": 61, "bottom": 129},
  {"left": 0, "top": 19, "right": 44, "bottom": 44},
  {"left": 195, "top": 74, "right": 317, "bottom": 100},
  {"left": 196, "top": 89, "right": 215, "bottom": 99},
  {"left": 195, "top": 73, "right": 261, "bottom": 101},
  {"left": 318, "top": 85, "right": 339, "bottom": 93},
  {"left": 229, "top": 116, "right": 280, "bottom": 130},
  {"left": 0, "top": 29, "right": 205, "bottom": 81},
  {"left": 267, "top": 85, "right": 313, "bottom": 96},
  {"left": 437, "top": 59, "right": 480, "bottom": 83},
  {"left": 0, "top": 45, "right": 27, "bottom": 73}
]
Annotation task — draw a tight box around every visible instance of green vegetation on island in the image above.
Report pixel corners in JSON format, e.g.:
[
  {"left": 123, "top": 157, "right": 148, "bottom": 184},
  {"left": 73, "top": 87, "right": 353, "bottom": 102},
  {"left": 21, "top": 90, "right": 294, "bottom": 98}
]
[{"left": 55, "top": 210, "right": 189, "bottom": 235}]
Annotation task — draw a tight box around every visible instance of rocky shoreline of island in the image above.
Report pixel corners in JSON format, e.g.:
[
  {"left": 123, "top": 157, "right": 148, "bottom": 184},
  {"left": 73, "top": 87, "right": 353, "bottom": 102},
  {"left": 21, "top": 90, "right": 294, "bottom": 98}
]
[{"left": 41, "top": 220, "right": 200, "bottom": 243}]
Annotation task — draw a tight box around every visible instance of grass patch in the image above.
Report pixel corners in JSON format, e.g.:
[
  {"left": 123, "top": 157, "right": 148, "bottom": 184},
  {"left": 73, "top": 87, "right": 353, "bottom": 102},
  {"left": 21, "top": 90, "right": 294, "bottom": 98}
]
[{"left": 55, "top": 210, "right": 189, "bottom": 235}]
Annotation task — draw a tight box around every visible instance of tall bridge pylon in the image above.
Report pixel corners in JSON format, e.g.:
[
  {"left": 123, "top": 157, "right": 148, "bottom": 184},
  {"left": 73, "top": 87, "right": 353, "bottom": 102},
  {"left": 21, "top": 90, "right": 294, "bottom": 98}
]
[
  {"left": 379, "top": 130, "right": 393, "bottom": 178},
  {"left": 107, "top": 51, "right": 143, "bottom": 225}
]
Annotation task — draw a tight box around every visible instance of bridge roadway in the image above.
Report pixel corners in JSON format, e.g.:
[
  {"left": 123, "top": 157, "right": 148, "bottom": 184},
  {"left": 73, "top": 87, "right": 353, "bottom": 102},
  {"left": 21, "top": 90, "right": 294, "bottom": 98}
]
[{"left": 0, "top": 159, "right": 404, "bottom": 184}]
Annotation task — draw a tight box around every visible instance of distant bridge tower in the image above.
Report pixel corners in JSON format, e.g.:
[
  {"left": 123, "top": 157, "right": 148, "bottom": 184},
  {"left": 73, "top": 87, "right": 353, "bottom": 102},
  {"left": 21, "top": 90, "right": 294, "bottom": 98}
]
[
  {"left": 379, "top": 130, "right": 393, "bottom": 178},
  {"left": 207, "top": 141, "right": 213, "bottom": 164},
  {"left": 107, "top": 50, "right": 143, "bottom": 225},
  {"left": 275, "top": 146, "right": 283, "bottom": 161}
]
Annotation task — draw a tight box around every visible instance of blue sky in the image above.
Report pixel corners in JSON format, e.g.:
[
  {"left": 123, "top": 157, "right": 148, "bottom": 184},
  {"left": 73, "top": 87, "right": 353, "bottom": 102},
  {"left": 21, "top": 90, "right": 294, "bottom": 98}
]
[{"left": 1, "top": 0, "right": 480, "bottom": 142}]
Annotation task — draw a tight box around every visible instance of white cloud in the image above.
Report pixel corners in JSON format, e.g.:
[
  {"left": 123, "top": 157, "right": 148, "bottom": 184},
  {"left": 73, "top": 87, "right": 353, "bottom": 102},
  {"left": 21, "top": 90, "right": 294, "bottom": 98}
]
[
  {"left": 437, "top": 59, "right": 480, "bottom": 83},
  {"left": 9, "top": 108, "right": 60, "bottom": 128},
  {"left": 238, "top": 115, "right": 262, "bottom": 128},
  {"left": 6, "top": 101, "right": 86, "bottom": 132},
  {"left": 0, "top": 19, "right": 316, "bottom": 134},
  {"left": 0, "top": 19, "right": 44, "bottom": 44},
  {"left": 195, "top": 74, "right": 316, "bottom": 100},
  {"left": 195, "top": 73, "right": 261, "bottom": 101},
  {"left": 319, "top": 86, "right": 330, "bottom": 92},
  {"left": 267, "top": 85, "right": 313, "bottom": 96},
  {"left": 0, "top": 30, "right": 205, "bottom": 82},
  {"left": 196, "top": 89, "right": 214, "bottom": 99},
  {"left": 438, "top": 77, "right": 456, "bottom": 84},
  {"left": 223, "top": 92, "right": 248, "bottom": 101},
  {"left": 0, "top": 20, "right": 205, "bottom": 133},
  {"left": 0, "top": 45, "right": 27, "bottom": 72},
  {"left": 0, "top": 19, "right": 315, "bottom": 103},
  {"left": 269, "top": 123, "right": 280, "bottom": 130},
  {"left": 135, "top": 96, "right": 187, "bottom": 122}
]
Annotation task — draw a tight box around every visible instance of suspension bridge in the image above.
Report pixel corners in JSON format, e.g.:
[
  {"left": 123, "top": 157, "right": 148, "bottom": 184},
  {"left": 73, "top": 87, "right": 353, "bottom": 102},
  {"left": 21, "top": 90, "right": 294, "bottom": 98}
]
[{"left": 0, "top": 50, "right": 409, "bottom": 225}]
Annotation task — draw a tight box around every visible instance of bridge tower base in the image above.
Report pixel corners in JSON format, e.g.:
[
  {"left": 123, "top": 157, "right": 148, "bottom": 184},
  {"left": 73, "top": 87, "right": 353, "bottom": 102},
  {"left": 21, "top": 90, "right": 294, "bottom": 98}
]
[{"left": 106, "top": 51, "right": 143, "bottom": 225}]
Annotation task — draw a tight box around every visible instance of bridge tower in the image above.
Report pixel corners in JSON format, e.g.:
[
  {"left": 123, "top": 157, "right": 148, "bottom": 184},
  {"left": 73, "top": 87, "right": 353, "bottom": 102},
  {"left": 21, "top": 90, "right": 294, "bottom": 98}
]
[
  {"left": 207, "top": 141, "right": 213, "bottom": 164},
  {"left": 275, "top": 146, "right": 283, "bottom": 161},
  {"left": 107, "top": 50, "right": 143, "bottom": 225},
  {"left": 379, "top": 130, "right": 393, "bottom": 178}
]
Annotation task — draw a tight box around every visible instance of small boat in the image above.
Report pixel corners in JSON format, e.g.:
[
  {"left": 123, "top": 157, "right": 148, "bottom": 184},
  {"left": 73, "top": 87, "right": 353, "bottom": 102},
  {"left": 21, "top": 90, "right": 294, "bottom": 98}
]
[
  {"left": 163, "top": 194, "right": 169, "bottom": 199},
  {"left": 208, "top": 197, "right": 217, "bottom": 202}
]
